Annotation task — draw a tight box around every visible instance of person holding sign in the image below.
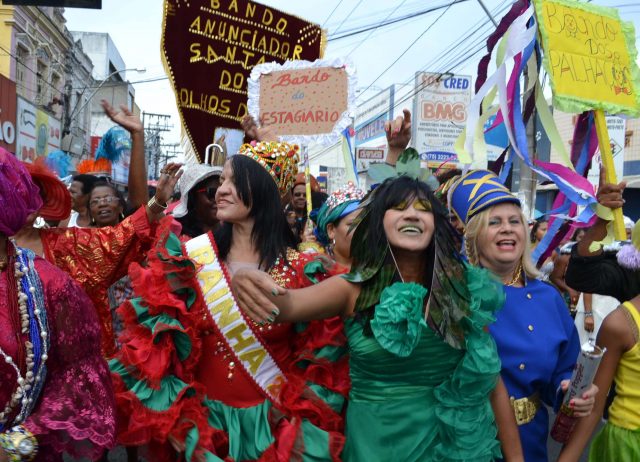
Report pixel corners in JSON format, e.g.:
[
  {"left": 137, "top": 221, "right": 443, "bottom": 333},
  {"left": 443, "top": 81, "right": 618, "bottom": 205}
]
[
  {"left": 448, "top": 170, "right": 597, "bottom": 462},
  {"left": 109, "top": 141, "right": 348, "bottom": 462},
  {"left": 231, "top": 173, "right": 524, "bottom": 462},
  {"left": 565, "top": 171, "right": 639, "bottom": 303}
]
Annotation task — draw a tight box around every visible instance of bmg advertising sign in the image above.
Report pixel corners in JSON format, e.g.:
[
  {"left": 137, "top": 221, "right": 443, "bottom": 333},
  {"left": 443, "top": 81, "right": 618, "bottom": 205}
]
[{"left": 413, "top": 72, "right": 472, "bottom": 168}]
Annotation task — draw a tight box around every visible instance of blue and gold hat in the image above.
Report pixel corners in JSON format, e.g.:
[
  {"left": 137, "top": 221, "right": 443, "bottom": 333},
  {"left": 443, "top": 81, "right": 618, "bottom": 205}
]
[{"left": 449, "top": 170, "right": 520, "bottom": 224}]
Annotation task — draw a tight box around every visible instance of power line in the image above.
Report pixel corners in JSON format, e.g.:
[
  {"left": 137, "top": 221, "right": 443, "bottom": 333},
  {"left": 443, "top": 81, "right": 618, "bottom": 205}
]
[
  {"left": 346, "top": 0, "right": 409, "bottom": 57},
  {"left": 331, "top": 0, "right": 366, "bottom": 36},
  {"left": 328, "top": 1, "right": 467, "bottom": 42},
  {"left": 308, "top": 1, "right": 510, "bottom": 163},
  {"left": 356, "top": 0, "right": 459, "bottom": 100},
  {"left": 322, "top": 0, "right": 346, "bottom": 27},
  {"left": 0, "top": 45, "right": 64, "bottom": 98}
]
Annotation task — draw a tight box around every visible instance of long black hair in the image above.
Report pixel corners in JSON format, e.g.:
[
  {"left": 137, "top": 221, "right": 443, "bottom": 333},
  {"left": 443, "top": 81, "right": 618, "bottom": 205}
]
[
  {"left": 349, "top": 175, "right": 453, "bottom": 311},
  {"left": 176, "top": 175, "right": 220, "bottom": 238},
  {"left": 214, "top": 155, "right": 296, "bottom": 269}
]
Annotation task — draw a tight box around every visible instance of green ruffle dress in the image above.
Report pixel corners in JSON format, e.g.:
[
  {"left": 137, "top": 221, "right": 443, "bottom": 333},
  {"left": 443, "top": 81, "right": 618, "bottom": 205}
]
[{"left": 343, "top": 266, "right": 504, "bottom": 462}]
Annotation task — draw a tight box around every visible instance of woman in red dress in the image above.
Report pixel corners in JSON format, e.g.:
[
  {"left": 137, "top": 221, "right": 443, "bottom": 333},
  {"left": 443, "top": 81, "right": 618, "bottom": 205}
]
[
  {"left": 111, "top": 141, "right": 349, "bottom": 461},
  {"left": 0, "top": 148, "right": 115, "bottom": 461}
]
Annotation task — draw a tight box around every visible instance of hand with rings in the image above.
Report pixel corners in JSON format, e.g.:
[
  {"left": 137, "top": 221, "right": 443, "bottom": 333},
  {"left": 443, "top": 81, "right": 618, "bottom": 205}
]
[{"left": 155, "top": 163, "right": 183, "bottom": 205}]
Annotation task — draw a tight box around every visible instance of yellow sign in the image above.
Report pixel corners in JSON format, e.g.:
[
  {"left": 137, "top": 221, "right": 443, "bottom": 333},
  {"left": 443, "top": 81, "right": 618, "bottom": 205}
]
[{"left": 535, "top": 0, "right": 640, "bottom": 115}]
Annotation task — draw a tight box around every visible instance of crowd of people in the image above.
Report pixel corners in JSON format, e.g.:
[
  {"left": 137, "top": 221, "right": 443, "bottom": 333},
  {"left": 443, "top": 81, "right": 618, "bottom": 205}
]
[{"left": 0, "top": 101, "right": 639, "bottom": 462}]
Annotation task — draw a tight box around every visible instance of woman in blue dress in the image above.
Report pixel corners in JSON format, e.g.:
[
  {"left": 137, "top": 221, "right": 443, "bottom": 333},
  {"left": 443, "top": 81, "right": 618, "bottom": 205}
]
[{"left": 448, "top": 169, "right": 598, "bottom": 461}]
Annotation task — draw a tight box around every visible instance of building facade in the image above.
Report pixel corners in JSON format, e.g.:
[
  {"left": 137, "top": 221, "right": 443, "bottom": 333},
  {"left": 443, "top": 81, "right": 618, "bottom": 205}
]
[{"left": 0, "top": 4, "right": 95, "bottom": 166}]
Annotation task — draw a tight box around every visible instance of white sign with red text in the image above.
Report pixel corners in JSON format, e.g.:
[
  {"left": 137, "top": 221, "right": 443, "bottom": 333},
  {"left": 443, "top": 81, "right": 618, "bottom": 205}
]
[{"left": 247, "top": 58, "right": 357, "bottom": 145}]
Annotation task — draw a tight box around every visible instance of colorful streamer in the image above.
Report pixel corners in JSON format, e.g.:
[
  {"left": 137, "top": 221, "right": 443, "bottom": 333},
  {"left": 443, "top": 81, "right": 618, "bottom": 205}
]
[{"left": 458, "top": 0, "right": 598, "bottom": 232}]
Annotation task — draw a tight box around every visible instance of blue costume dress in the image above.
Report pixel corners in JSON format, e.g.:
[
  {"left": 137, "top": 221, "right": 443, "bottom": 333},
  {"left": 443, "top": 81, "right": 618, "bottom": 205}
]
[{"left": 489, "top": 278, "right": 580, "bottom": 462}]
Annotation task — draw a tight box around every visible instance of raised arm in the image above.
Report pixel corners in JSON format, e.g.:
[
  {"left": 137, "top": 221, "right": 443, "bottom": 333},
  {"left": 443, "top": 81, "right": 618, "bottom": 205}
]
[
  {"left": 384, "top": 108, "right": 412, "bottom": 166},
  {"left": 232, "top": 268, "right": 358, "bottom": 323},
  {"left": 101, "top": 99, "right": 148, "bottom": 209}
]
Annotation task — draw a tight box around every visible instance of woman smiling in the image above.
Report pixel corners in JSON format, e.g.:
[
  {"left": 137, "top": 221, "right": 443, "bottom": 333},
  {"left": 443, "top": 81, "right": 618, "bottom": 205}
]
[
  {"left": 449, "top": 170, "right": 597, "bottom": 462},
  {"left": 232, "top": 174, "right": 524, "bottom": 461}
]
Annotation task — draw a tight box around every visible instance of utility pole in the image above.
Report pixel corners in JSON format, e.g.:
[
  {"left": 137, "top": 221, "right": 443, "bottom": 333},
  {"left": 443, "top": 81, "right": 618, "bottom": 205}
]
[
  {"left": 512, "top": 71, "right": 538, "bottom": 221},
  {"left": 142, "top": 111, "right": 171, "bottom": 179},
  {"left": 160, "top": 142, "right": 181, "bottom": 166}
]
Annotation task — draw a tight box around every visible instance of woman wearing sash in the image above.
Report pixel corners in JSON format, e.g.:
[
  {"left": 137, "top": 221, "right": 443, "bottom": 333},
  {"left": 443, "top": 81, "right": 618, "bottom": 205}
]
[
  {"left": 447, "top": 170, "right": 597, "bottom": 462},
  {"left": 0, "top": 149, "right": 115, "bottom": 461},
  {"left": 110, "top": 141, "right": 348, "bottom": 461},
  {"left": 232, "top": 172, "right": 524, "bottom": 461}
]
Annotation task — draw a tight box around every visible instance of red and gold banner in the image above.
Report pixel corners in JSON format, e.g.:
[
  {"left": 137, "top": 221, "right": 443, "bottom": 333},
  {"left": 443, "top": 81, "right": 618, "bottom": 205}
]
[{"left": 162, "top": 0, "right": 325, "bottom": 160}]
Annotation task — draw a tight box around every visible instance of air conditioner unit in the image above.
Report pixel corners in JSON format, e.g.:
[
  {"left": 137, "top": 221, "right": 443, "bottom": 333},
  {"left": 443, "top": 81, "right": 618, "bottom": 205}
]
[{"left": 61, "top": 134, "right": 84, "bottom": 156}]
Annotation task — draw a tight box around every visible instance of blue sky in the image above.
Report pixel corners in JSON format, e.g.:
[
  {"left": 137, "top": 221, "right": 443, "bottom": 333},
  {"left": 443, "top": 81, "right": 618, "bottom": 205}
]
[{"left": 64, "top": 0, "right": 640, "bottom": 146}]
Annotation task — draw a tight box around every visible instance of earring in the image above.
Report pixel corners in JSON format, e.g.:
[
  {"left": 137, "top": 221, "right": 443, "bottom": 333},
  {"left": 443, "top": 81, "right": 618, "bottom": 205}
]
[
  {"left": 332, "top": 238, "right": 336, "bottom": 246},
  {"left": 120, "top": 212, "right": 125, "bottom": 221}
]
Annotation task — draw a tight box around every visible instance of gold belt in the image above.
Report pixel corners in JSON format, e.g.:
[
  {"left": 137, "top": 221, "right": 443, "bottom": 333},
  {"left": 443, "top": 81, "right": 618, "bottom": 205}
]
[{"left": 510, "top": 393, "right": 541, "bottom": 426}]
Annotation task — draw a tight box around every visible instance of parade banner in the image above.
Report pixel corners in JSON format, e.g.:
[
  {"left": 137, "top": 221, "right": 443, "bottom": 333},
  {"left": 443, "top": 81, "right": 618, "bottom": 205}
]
[
  {"left": 162, "top": 0, "right": 325, "bottom": 160},
  {"left": 413, "top": 72, "right": 472, "bottom": 169},
  {"left": 247, "top": 57, "right": 356, "bottom": 144},
  {"left": 535, "top": 0, "right": 640, "bottom": 116},
  {"left": 0, "top": 75, "right": 17, "bottom": 153},
  {"left": 535, "top": 0, "right": 640, "bottom": 239}
]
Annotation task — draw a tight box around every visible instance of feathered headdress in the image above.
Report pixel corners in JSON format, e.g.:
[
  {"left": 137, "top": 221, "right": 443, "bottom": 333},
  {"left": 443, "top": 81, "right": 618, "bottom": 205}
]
[
  {"left": 45, "top": 150, "right": 72, "bottom": 178},
  {"left": 95, "top": 126, "right": 131, "bottom": 163},
  {"left": 76, "top": 158, "right": 112, "bottom": 176}
]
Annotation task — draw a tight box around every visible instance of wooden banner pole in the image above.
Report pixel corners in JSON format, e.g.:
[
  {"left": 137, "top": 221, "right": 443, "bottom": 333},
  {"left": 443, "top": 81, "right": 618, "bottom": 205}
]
[{"left": 593, "top": 109, "right": 626, "bottom": 240}]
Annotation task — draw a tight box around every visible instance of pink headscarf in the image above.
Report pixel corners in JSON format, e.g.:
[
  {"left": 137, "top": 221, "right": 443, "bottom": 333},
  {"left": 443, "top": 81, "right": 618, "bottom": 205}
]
[{"left": 0, "top": 147, "right": 43, "bottom": 236}]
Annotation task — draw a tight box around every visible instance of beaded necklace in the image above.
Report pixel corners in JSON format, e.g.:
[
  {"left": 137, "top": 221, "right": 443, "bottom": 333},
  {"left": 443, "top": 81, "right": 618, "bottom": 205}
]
[{"left": 0, "top": 241, "right": 49, "bottom": 430}]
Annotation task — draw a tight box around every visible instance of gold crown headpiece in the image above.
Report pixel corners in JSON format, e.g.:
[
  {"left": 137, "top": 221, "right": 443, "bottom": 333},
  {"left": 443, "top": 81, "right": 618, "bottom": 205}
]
[{"left": 238, "top": 141, "right": 300, "bottom": 195}]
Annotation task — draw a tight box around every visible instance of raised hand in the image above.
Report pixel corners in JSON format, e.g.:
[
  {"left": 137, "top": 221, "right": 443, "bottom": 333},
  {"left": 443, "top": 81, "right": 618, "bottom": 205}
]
[
  {"left": 101, "top": 99, "right": 143, "bottom": 135},
  {"left": 385, "top": 108, "right": 412, "bottom": 151},
  {"left": 596, "top": 166, "right": 625, "bottom": 210},
  {"left": 241, "top": 114, "right": 277, "bottom": 142},
  {"left": 155, "top": 163, "right": 183, "bottom": 205},
  {"left": 385, "top": 108, "right": 412, "bottom": 166}
]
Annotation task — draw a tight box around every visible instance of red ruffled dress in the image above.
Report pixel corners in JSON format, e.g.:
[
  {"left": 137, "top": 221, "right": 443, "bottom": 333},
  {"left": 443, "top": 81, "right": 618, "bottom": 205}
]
[
  {"left": 40, "top": 206, "right": 158, "bottom": 357},
  {"left": 0, "top": 254, "right": 116, "bottom": 461},
  {"left": 110, "top": 228, "right": 350, "bottom": 461}
]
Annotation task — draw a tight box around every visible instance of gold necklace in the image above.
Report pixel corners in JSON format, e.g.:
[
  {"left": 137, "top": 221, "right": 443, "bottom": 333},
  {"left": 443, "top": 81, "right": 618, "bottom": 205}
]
[{"left": 505, "top": 262, "right": 523, "bottom": 287}]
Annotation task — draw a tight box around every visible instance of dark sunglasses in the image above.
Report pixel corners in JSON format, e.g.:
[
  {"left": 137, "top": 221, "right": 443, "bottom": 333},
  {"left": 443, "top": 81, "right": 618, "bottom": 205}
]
[{"left": 196, "top": 186, "right": 217, "bottom": 199}]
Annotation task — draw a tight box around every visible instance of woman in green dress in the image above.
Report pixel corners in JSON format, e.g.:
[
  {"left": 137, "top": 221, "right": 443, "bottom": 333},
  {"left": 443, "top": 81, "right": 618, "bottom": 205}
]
[{"left": 232, "top": 174, "right": 523, "bottom": 461}]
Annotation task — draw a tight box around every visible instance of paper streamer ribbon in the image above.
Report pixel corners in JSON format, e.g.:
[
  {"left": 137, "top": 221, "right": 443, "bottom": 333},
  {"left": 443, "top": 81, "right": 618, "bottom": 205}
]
[{"left": 458, "top": 1, "right": 597, "bottom": 228}]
